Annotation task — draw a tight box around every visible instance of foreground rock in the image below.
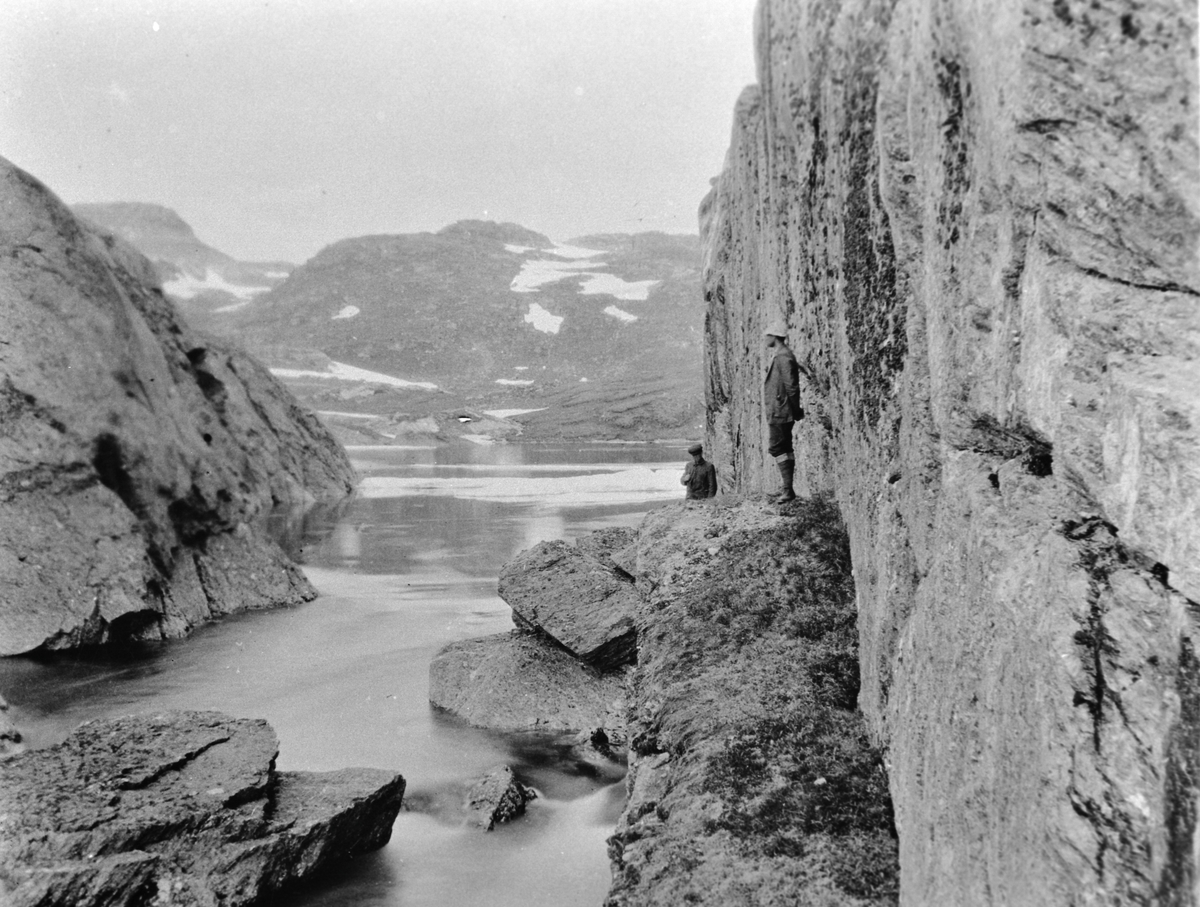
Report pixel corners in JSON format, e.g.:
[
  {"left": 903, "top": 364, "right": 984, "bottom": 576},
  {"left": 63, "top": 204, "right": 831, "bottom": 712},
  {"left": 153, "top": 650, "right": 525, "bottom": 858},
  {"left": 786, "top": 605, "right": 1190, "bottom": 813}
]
[
  {"left": 0, "top": 157, "right": 356, "bottom": 655},
  {"left": 0, "top": 695, "right": 22, "bottom": 760},
  {"left": 429, "top": 630, "right": 627, "bottom": 743},
  {"left": 702, "top": 1, "right": 1199, "bottom": 902},
  {"left": 498, "top": 540, "right": 639, "bottom": 670},
  {"left": 0, "top": 711, "right": 405, "bottom": 907},
  {"left": 466, "top": 766, "right": 537, "bottom": 831},
  {"left": 606, "top": 500, "right": 897, "bottom": 905}
]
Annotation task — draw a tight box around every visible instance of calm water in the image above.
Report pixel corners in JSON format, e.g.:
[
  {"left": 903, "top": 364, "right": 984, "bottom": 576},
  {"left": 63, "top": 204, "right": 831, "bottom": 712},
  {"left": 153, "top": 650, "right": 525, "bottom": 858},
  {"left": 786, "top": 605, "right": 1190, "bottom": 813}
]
[{"left": 0, "top": 442, "right": 688, "bottom": 907}]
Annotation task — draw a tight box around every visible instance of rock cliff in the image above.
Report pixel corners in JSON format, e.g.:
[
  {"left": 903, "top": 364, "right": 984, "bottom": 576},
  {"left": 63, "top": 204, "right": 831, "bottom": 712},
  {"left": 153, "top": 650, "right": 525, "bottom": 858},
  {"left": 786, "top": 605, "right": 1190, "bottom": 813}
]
[
  {"left": 0, "top": 158, "right": 356, "bottom": 655},
  {"left": 702, "top": 1, "right": 1199, "bottom": 903}
]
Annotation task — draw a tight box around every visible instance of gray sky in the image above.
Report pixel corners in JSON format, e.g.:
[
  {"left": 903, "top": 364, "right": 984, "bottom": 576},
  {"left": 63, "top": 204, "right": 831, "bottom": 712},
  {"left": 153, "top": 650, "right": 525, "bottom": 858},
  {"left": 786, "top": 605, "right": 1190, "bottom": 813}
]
[{"left": 2, "top": 0, "right": 758, "bottom": 263}]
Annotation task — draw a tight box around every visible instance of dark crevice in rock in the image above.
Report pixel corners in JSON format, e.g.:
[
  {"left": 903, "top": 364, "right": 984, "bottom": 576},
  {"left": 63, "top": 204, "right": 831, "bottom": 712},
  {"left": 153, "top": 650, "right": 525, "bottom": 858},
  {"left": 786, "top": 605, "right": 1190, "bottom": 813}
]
[
  {"left": 952, "top": 413, "right": 1054, "bottom": 476},
  {"left": 1071, "top": 262, "right": 1200, "bottom": 299},
  {"left": 91, "top": 433, "right": 142, "bottom": 517},
  {"left": 1159, "top": 635, "right": 1200, "bottom": 905}
]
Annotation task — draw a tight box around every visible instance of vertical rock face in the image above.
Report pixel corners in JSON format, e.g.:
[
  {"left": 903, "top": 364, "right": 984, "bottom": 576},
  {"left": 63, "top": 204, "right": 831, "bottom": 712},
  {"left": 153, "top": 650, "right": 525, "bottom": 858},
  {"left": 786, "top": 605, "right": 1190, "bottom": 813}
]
[
  {"left": 703, "top": 1, "right": 1199, "bottom": 903},
  {"left": 0, "top": 158, "right": 356, "bottom": 655}
]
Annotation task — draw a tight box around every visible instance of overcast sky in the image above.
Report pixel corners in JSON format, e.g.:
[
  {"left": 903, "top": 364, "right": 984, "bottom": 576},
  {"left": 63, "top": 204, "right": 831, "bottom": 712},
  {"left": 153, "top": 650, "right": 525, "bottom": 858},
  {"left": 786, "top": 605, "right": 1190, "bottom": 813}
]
[{"left": 1, "top": 0, "right": 758, "bottom": 263}]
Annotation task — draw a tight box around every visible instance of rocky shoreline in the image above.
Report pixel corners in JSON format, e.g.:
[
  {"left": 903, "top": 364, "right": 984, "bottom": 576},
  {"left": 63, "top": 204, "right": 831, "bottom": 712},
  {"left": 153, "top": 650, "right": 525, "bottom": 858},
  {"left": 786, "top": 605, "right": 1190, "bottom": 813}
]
[
  {"left": 431, "top": 498, "right": 899, "bottom": 904},
  {"left": 0, "top": 711, "right": 405, "bottom": 907}
]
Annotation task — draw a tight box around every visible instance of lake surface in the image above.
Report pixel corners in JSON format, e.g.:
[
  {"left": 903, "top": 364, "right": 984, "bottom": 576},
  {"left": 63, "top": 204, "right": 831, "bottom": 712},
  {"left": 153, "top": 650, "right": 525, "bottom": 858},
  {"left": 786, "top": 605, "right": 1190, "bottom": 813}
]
[{"left": 0, "top": 441, "right": 689, "bottom": 907}]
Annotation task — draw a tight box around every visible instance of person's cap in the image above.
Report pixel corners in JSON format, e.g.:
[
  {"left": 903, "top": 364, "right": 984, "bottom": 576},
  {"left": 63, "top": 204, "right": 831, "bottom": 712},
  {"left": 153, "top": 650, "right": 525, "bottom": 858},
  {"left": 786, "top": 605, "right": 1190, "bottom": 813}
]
[
  {"left": 764, "top": 322, "right": 788, "bottom": 338},
  {"left": 687, "top": 442, "right": 703, "bottom": 454}
]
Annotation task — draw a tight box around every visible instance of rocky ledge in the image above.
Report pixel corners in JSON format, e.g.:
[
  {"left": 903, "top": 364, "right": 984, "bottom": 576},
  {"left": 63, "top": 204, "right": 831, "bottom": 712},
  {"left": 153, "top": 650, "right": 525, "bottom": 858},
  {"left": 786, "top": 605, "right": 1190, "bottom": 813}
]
[
  {"left": 606, "top": 499, "right": 897, "bottom": 906},
  {"left": 0, "top": 711, "right": 405, "bottom": 907}
]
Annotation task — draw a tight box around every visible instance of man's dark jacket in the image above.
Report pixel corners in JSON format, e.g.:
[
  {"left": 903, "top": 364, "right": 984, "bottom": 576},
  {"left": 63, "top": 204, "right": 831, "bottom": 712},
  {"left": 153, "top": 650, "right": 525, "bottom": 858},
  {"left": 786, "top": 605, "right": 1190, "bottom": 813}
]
[
  {"left": 764, "top": 347, "right": 802, "bottom": 424},
  {"left": 683, "top": 459, "right": 718, "bottom": 500}
]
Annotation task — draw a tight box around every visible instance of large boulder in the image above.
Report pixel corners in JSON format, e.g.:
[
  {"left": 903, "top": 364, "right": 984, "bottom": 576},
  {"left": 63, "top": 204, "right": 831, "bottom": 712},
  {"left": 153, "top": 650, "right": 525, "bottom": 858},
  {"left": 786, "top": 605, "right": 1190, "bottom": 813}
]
[
  {"left": 0, "top": 157, "right": 356, "bottom": 655},
  {"left": 702, "top": 1, "right": 1199, "bottom": 903},
  {"left": 498, "top": 540, "right": 640, "bottom": 670},
  {"left": 428, "top": 630, "right": 627, "bottom": 739},
  {"left": 0, "top": 711, "right": 405, "bottom": 907}
]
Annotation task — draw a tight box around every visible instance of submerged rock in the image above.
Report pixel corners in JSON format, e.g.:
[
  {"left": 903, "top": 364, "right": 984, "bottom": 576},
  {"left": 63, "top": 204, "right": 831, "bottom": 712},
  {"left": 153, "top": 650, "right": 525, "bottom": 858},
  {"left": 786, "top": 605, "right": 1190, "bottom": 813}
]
[
  {"left": 0, "top": 157, "right": 356, "bottom": 655},
  {"left": 0, "top": 710, "right": 405, "bottom": 907},
  {"left": 498, "top": 540, "right": 639, "bottom": 670},
  {"left": 466, "top": 765, "right": 537, "bottom": 831},
  {"left": 429, "top": 630, "right": 627, "bottom": 739}
]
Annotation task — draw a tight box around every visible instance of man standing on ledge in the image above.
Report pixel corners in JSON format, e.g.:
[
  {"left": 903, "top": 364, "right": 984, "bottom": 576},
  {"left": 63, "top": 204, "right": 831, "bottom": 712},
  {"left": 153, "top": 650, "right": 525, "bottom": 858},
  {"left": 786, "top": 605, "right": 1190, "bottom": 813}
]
[
  {"left": 764, "top": 323, "right": 803, "bottom": 503},
  {"left": 681, "top": 442, "right": 718, "bottom": 500}
]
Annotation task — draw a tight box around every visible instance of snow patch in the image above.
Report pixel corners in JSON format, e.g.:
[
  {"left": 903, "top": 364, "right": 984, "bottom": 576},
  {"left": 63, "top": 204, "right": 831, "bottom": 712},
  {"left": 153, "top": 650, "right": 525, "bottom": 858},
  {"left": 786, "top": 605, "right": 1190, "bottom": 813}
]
[
  {"left": 264, "top": 270, "right": 290, "bottom": 279},
  {"left": 510, "top": 258, "right": 603, "bottom": 293},
  {"left": 544, "top": 243, "right": 606, "bottom": 260},
  {"left": 163, "top": 269, "right": 270, "bottom": 302},
  {"left": 523, "top": 303, "right": 563, "bottom": 334},
  {"left": 270, "top": 361, "right": 438, "bottom": 389},
  {"left": 331, "top": 305, "right": 360, "bottom": 320},
  {"left": 582, "top": 274, "right": 658, "bottom": 301},
  {"left": 495, "top": 379, "right": 535, "bottom": 387},
  {"left": 513, "top": 366, "right": 529, "bottom": 371},
  {"left": 604, "top": 305, "right": 638, "bottom": 323},
  {"left": 504, "top": 244, "right": 534, "bottom": 254},
  {"left": 317, "top": 410, "right": 381, "bottom": 420}
]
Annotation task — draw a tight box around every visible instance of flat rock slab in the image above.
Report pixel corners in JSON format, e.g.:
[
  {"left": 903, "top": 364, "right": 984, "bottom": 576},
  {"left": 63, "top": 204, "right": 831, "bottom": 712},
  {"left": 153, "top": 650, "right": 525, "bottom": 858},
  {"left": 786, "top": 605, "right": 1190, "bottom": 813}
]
[
  {"left": 429, "top": 630, "right": 627, "bottom": 738},
  {"left": 498, "top": 540, "right": 640, "bottom": 670},
  {"left": 0, "top": 710, "right": 405, "bottom": 907},
  {"left": 466, "top": 766, "right": 537, "bottom": 831}
]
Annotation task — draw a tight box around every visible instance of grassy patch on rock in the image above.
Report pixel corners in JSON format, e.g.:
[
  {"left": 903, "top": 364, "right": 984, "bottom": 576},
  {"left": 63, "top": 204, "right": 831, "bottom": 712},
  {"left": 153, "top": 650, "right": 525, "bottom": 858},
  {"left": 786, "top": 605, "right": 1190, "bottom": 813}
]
[{"left": 608, "top": 497, "right": 898, "bottom": 906}]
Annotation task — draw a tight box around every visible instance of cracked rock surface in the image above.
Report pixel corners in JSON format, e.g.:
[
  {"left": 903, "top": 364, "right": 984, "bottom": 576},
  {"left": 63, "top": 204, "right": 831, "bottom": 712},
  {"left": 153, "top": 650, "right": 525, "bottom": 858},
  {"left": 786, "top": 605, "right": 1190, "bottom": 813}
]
[
  {"left": 703, "top": 0, "right": 1199, "bottom": 902},
  {"left": 0, "top": 710, "right": 405, "bottom": 907}
]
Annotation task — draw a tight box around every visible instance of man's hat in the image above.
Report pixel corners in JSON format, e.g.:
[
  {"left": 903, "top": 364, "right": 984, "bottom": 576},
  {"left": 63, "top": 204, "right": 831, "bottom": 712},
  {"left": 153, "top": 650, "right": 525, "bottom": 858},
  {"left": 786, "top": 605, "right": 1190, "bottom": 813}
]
[
  {"left": 764, "top": 322, "right": 788, "bottom": 338},
  {"left": 687, "top": 442, "right": 703, "bottom": 454}
]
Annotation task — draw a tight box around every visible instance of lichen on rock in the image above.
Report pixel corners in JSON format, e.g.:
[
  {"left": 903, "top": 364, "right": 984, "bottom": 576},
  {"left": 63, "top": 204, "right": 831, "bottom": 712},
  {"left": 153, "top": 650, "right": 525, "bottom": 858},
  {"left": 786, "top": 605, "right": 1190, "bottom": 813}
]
[
  {"left": 702, "top": 0, "right": 1200, "bottom": 902},
  {"left": 0, "top": 710, "right": 405, "bottom": 907}
]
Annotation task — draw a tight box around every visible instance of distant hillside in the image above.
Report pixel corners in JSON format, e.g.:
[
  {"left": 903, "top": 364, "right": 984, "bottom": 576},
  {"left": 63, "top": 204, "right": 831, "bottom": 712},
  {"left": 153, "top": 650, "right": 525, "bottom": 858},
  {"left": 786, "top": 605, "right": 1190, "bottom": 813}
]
[
  {"left": 220, "top": 220, "right": 706, "bottom": 441},
  {"left": 78, "top": 207, "right": 706, "bottom": 442},
  {"left": 73, "top": 202, "right": 292, "bottom": 324}
]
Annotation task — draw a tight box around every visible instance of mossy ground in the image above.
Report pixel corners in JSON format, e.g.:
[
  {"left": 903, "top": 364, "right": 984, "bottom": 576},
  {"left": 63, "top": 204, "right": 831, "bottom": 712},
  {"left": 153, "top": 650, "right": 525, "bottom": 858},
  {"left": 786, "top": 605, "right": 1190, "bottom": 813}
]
[{"left": 608, "top": 496, "right": 898, "bottom": 906}]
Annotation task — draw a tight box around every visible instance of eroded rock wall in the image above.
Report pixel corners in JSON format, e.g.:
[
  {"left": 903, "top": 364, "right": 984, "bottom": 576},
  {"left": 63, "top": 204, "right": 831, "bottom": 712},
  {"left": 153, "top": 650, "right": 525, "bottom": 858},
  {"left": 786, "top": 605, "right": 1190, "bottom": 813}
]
[
  {"left": 0, "top": 158, "right": 356, "bottom": 655},
  {"left": 703, "top": 1, "right": 1199, "bottom": 902}
]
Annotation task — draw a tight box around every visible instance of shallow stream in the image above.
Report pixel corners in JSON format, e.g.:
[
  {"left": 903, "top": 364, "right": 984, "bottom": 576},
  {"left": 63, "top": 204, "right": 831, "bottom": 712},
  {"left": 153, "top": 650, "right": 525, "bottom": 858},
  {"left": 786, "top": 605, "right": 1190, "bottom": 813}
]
[{"left": 0, "top": 441, "right": 688, "bottom": 907}]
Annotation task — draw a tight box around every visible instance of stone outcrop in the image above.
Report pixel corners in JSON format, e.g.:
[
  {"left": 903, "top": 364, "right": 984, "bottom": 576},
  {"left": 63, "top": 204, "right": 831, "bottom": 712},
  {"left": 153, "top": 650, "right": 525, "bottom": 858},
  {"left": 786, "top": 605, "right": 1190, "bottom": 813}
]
[
  {"left": 702, "top": 1, "right": 1199, "bottom": 903},
  {"left": 606, "top": 500, "right": 897, "bottom": 905},
  {"left": 498, "top": 539, "right": 639, "bottom": 669},
  {"left": 0, "top": 157, "right": 356, "bottom": 655},
  {"left": 0, "top": 710, "right": 405, "bottom": 906},
  {"left": 428, "top": 630, "right": 628, "bottom": 741},
  {"left": 466, "top": 765, "right": 537, "bottom": 831}
]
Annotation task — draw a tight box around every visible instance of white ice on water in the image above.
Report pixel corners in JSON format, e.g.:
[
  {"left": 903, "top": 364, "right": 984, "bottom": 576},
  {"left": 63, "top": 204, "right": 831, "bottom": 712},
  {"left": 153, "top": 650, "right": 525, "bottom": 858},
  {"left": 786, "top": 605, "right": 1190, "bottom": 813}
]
[
  {"left": 359, "top": 466, "right": 682, "bottom": 507},
  {"left": 270, "top": 361, "right": 438, "bottom": 389},
  {"left": 331, "top": 305, "right": 360, "bottom": 320},
  {"left": 495, "top": 378, "right": 535, "bottom": 386},
  {"left": 482, "top": 408, "right": 547, "bottom": 418}
]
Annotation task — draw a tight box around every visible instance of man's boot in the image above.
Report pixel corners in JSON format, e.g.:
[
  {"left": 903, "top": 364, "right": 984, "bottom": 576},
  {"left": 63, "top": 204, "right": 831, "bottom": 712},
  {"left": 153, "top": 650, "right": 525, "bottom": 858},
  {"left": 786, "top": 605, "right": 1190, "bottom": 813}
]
[{"left": 774, "top": 459, "right": 796, "bottom": 503}]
